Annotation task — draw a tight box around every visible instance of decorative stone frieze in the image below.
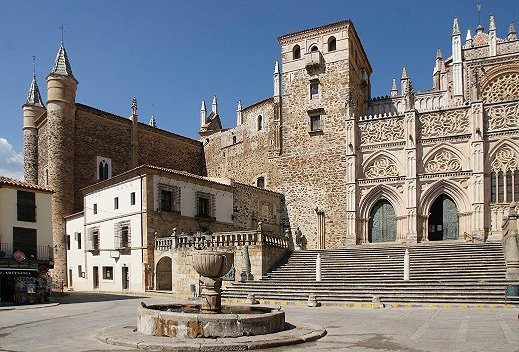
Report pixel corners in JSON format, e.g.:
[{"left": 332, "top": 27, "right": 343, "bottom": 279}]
[
  {"left": 365, "top": 156, "right": 398, "bottom": 179},
  {"left": 482, "top": 72, "right": 519, "bottom": 103},
  {"left": 491, "top": 146, "right": 518, "bottom": 171},
  {"left": 486, "top": 102, "right": 519, "bottom": 130},
  {"left": 359, "top": 118, "right": 404, "bottom": 144},
  {"left": 419, "top": 109, "right": 469, "bottom": 138},
  {"left": 425, "top": 150, "right": 462, "bottom": 173}
]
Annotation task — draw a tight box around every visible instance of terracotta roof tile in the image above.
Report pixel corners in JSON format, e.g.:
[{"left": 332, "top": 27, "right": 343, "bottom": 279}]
[{"left": 0, "top": 176, "right": 53, "bottom": 193}]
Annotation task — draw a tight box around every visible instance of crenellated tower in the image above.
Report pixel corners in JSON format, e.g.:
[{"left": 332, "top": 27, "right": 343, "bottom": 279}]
[{"left": 46, "top": 40, "right": 78, "bottom": 284}]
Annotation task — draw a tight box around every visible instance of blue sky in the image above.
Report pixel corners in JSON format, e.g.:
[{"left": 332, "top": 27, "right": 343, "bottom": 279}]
[{"left": 1, "top": 1, "right": 518, "bottom": 179}]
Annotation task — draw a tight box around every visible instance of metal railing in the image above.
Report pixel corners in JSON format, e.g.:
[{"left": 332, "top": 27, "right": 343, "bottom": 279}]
[{"left": 0, "top": 243, "right": 53, "bottom": 261}]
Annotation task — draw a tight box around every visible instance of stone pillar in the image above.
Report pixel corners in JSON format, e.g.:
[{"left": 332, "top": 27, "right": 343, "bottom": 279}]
[
  {"left": 404, "top": 249, "right": 410, "bottom": 281},
  {"left": 502, "top": 205, "right": 519, "bottom": 280},
  {"left": 240, "top": 245, "right": 252, "bottom": 282},
  {"left": 315, "top": 254, "right": 321, "bottom": 282},
  {"left": 344, "top": 119, "right": 358, "bottom": 246},
  {"left": 404, "top": 107, "right": 418, "bottom": 243},
  {"left": 471, "top": 102, "right": 486, "bottom": 242}
]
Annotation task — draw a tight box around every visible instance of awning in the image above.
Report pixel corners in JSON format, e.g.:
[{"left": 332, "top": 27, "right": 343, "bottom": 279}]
[{"left": 0, "top": 268, "right": 39, "bottom": 276}]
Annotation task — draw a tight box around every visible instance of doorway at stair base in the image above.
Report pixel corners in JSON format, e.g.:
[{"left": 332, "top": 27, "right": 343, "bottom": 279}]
[
  {"left": 156, "top": 256, "right": 172, "bottom": 291},
  {"left": 428, "top": 194, "right": 459, "bottom": 241},
  {"left": 368, "top": 199, "right": 397, "bottom": 243}
]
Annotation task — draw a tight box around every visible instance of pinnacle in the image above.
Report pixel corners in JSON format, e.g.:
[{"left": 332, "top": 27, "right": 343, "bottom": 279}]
[
  {"left": 25, "top": 74, "right": 44, "bottom": 107},
  {"left": 51, "top": 43, "right": 74, "bottom": 77},
  {"left": 452, "top": 17, "right": 461, "bottom": 36}
]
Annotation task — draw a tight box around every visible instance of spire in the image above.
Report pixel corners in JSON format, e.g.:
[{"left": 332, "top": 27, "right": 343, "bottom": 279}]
[
  {"left": 508, "top": 22, "right": 517, "bottom": 40},
  {"left": 131, "top": 97, "right": 138, "bottom": 119},
  {"left": 466, "top": 29, "right": 473, "bottom": 45},
  {"left": 401, "top": 67, "right": 408, "bottom": 79},
  {"left": 273, "top": 61, "right": 281, "bottom": 98},
  {"left": 274, "top": 61, "right": 279, "bottom": 74},
  {"left": 236, "top": 99, "right": 243, "bottom": 126},
  {"left": 452, "top": 17, "right": 461, "bottom": 36},
  {"left": 200, "top": 100, "right": 206, "bottom": 127},
  {"left": 390, "top": 79, "right": 398, "bottom": 97},
  {"left": 489, "top": 14, "right": 496, "bottom": 32},
  {"left": 149, "top": 114, "right": 156, "bottom": 127},
  {"left": 26, "top": 57, "right": 44, "bottom": 107},
  {"left": 51, "top": 42, "right": 74, "bottom": 77},
  {"left": 436, "top": 48, "right": 443, "bottom": 60},
  {"left": 211, "top": 95, "right": 218, "bottom": 114}
]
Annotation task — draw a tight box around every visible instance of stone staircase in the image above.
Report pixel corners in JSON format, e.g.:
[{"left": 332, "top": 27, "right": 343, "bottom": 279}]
[{"left": 222, "top": 242, "right": 519, "bottom": 305}]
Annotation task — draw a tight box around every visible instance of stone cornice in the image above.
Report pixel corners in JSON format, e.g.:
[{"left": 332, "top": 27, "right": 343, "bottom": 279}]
[{"left": 278, "top": 20, "right": 351, "bottom": 44}]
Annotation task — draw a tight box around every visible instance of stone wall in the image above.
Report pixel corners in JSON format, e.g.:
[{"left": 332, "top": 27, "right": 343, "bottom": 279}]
[
  {"left": 203, "top": 99, "right": 277, "bottom": 187},
  {"left": 159, "top": 243, "right": 288, "bottom": 298}
]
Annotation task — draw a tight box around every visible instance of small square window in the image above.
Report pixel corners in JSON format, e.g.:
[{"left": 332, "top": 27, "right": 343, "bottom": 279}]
[
  {"left": 103, "top": 266, "right": 113, "bottom": 280},
  {"left": 310, "top": 82, "right": 319, "bottom": 99},
  {"left": 114, "top": 197, "right": 119, "bottom": 210},
  {"left": 93, "top": 203, "right": 97, "bottom": 215},
  {"left": 310, "top": 115, "right": 322, "bottom": 131},
  {"left": 130, "top": 192, "right": 136, "bottom": 205}
]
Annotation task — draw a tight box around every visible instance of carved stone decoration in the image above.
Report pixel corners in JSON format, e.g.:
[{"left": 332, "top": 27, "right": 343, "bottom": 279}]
[
  {"left": 485, "top": 102, "right": 519, "bottom": 130},
  {"left": 359, "top": 118, "right": 404, "bottom": 144},
  {"left": 482, "top": 72, "right": 519, "bottom": 103},
  {"left": 491, "top": 146, "right": 518, "bottom": 171},
  {"left": 419, "top": 109, "right": 469, "bottom": 138},
  {"left": 425, "top": 150, "right": 462, "bottom": 173},
  {"left": 365, "top": 156, "right": 399, "bottom": 179}
]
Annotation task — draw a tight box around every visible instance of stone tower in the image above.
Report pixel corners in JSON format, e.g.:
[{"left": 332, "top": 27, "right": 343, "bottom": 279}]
[
  {"left": 276, "top": 20, "right": 372, "bottom": 248},
  {"left": 23, "top": 69, "right": 45, "bottom": 184},
  {"left": 46, "top": 41, "right": 78, "bottom": 284}
]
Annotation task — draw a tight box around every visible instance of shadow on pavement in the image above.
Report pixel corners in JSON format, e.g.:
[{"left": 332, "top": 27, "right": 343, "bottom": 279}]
[{"left": 53, "top": 292, "right": 147, "bottom": 304}]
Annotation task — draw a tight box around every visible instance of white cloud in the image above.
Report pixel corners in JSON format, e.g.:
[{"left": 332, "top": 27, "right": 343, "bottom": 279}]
[{"left": 0, "top": 138, "right": 24, "bottom": 180}]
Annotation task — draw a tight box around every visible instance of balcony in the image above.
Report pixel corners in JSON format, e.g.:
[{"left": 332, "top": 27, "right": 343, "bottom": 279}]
[
  {"left": 305, "top": 51, "right": 322, "bottom": 68},
  {"left": 0, "top": 243, "right": 53, "bottom": 261}
]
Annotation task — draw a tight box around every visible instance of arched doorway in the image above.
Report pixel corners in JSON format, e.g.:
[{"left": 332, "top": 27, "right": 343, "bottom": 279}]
[
  {"left": 156, "top": 257, "right": 172, "bottom": 291},
  {"left": 428, "top": 194, "right": 459, "bottom": 241},
  {"left": 369, "top": 200, "right": 396, "bottom": 243}
]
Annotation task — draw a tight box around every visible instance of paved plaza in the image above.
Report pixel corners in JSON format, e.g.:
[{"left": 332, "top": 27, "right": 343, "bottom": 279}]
[{"left": 0, "top": 292, "right": 518, "bottom": 352}]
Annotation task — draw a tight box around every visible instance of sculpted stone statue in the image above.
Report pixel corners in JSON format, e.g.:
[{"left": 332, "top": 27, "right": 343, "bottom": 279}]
[{"left": 295, "top": 227, "right": 302, "bottom": 246}]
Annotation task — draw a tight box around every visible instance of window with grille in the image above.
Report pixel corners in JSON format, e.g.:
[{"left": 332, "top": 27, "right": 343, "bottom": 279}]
[
  {"left": 310, "top": 114, "right": 322, "bottom": 132},
  {"left": 114, "top": 221, "right": 131, "bottom": 248},
  {"left": 310, "top": 81, "right": 319, "bottom": 99},
  {"left": 196, "top": 192, "right": 216, "bottom": 220},
  {"left": 103, "top": 266, "right": 113, "bottom": 280},
  {"left": 13, "top": 227, "right": 37, "bottom": 259},
  {"left": 158, "top": 184, "right": 181, "bottom": 213},
  {"left": 87, "top": 227, "right": 100, "bottom": 250}
]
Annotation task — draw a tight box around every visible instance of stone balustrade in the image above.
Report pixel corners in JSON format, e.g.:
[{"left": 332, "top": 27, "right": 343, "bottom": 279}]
[{"left": 155, "top": 230, "right": 290, "bottom": 251}]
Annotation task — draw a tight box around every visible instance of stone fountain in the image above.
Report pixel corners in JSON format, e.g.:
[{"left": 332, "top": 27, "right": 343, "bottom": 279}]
[{"left": 137, "top": 249, "right": 285, "bottom": 338}]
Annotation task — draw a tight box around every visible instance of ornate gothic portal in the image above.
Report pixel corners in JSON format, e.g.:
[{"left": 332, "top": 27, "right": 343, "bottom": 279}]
[
  {"left": 156, "top": 257, "right": 172, "bottom": 291},
  {"left": 428, "top": 195, "right": 459, "bottom": 241},
  {"left": 369, "top": 200, "right": 397, "bottom": 243}
]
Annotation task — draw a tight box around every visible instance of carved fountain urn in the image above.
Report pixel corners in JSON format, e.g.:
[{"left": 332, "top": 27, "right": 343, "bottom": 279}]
[{"left": 191, "top": 250, "right": 234, "bottom": 313}]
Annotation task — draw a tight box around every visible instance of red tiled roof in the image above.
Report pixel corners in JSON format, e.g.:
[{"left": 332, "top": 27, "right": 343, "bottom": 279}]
[{"left": 0, "top": 176, "right": 53, "bottom": 193}]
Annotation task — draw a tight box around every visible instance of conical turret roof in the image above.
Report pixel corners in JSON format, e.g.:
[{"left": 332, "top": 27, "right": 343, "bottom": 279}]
[
  {"left": 51, "top": 43, "right": 74, "bottom": 76},
  {"left": 26, "top": 74, "right": 44, "bottom": 107}
]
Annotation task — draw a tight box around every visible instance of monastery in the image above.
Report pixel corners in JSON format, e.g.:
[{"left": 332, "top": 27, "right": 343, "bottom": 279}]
[{"left": 21, "top": 15, "right": 519, "bottom": 286}]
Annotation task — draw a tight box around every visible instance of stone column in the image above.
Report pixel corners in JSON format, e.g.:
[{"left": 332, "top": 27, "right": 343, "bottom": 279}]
[{"left": 502, "top": 205, "right": 519, "bottom": 280}]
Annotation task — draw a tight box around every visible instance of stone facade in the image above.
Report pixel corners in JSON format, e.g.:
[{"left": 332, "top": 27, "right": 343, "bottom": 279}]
[
  {"left": 201, "top": 17, "right": 519, "bottom": 249},
  {"left": 23, "top": 15, "right": 519, "bottom": 285}
]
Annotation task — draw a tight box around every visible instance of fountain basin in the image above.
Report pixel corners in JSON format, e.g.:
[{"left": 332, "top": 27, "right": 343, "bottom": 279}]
[{"left": 137, "top": 303, "right": 285, "bottom": 338}]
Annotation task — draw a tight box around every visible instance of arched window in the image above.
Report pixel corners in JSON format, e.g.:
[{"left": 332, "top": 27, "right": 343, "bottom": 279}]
[
  {"left": 498, "top": 170, "right": 504, "bottom": 202},
  {"left": 311, "top": 45, "right": 319, "bottom": 52},
  {"left": 257, "top": 115, "right": 263, "bottom": 131},
  {"left": 97, "top": 157, "right": 112, "bottom": 181},
  {"left": 293, "top": 45, "right": 301, "bottom": 60},
  {"left": 328, "top": 36, "right": 336, "bottom": 51},
  {"left": 232, "top": 136, "right": 237, "bottom": 144},
  {"left": 490, "top": 171, "right": 497, "bottom": 203}
]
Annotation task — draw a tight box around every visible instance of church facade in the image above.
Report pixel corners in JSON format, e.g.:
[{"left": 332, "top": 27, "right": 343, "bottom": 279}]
[
  {"left": 201, "top": 16, "right": 519, "bottom": 249},
  {"left": 22, "top": 15, "right": 519, "bottom": 285}
]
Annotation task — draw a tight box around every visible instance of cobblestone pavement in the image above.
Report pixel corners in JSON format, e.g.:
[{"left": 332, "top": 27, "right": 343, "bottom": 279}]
[{"left": 0, "top": 292, "right": 518, "bottom": 352}]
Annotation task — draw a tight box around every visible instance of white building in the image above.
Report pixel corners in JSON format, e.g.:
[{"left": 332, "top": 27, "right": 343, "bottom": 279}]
[{"left": 65, "top": 165, "right": 240, "bottom": 293}]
